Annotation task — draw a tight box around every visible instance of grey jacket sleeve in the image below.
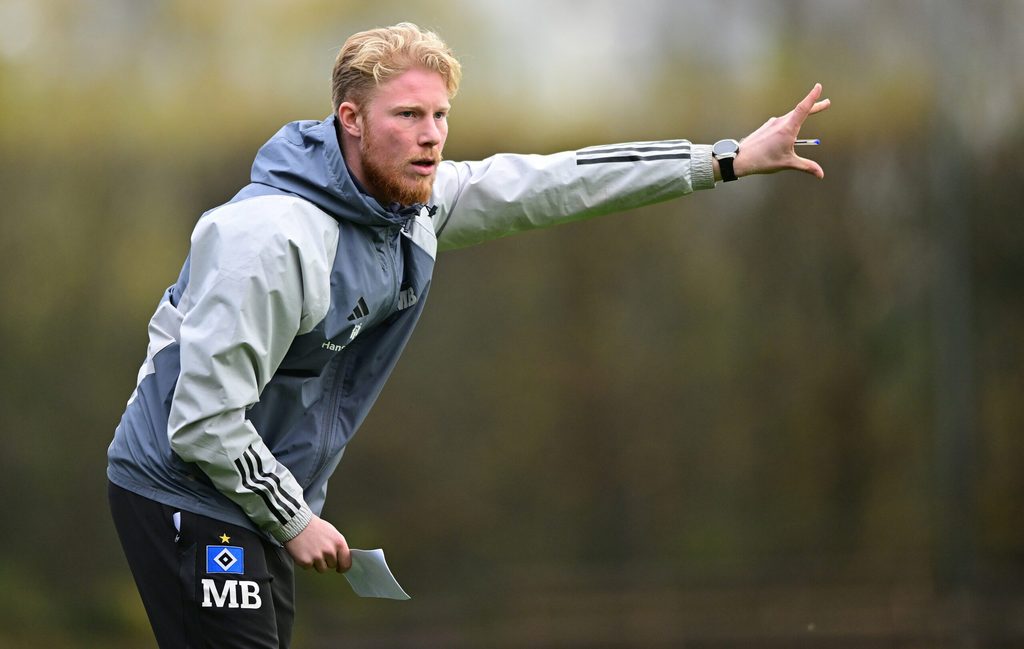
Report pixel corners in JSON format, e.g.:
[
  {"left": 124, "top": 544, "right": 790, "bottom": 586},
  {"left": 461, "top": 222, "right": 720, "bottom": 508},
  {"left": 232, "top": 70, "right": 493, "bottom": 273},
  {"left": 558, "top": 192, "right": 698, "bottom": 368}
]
[
  {"left": 430, "top": 140, "right": 715, "bottom": 250},
  {"left": 167, "top": 197, "right": 337, "bottom": 543}
]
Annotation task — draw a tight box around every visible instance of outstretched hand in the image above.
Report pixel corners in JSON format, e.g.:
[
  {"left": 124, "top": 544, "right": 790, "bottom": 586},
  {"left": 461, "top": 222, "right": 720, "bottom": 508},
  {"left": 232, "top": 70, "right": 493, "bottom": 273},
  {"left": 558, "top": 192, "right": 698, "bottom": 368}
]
[{"left": 732, "top": 83, "right": 831, "bottom": 179}]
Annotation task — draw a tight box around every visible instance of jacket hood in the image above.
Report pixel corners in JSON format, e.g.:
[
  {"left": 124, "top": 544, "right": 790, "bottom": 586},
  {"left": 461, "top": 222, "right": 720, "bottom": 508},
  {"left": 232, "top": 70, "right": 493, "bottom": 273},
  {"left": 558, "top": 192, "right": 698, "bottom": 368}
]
[{"left": 245, "top": 114, "right": 404, "bottom": 227}]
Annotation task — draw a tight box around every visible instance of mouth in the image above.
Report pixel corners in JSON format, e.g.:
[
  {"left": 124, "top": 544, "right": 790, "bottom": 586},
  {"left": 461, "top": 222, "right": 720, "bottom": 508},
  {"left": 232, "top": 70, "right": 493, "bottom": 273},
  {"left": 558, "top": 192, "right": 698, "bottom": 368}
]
[{"left": 410, "top": 157, "right": 438, "bottom": 176}]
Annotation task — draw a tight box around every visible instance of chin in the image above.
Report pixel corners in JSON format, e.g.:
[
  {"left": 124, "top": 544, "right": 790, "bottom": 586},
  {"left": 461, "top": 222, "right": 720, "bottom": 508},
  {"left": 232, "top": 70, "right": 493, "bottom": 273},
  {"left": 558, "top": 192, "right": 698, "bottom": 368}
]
[{"left": 400, "top": 178, "right": 435, "bottom": 205}]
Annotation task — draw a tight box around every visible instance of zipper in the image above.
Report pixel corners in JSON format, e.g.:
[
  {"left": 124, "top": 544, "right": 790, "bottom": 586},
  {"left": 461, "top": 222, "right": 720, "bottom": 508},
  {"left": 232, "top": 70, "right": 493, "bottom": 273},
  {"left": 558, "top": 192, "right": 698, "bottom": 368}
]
[
  {"left": 310, "top": 356, "right": 340, "bottom": 482},
  {"left": 370, "top": 227, "right": 397, "bottom": 311},
  {"left": 385, "top": 227, "right": 402, "bottom": 313},
  {"left": 310, "top": 223, "right": 403, "bottom": 482},
  {"left": 311, "top": 347, "right": 353, "bottom": 482},
  {"left": 371, "top": 227, "right": 402, "bottom": 317}
]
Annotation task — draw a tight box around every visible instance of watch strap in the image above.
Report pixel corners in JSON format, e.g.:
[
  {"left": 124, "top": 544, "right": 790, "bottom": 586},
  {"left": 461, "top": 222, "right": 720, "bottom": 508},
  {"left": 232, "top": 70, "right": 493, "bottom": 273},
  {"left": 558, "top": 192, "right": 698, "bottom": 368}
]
[{"left": 719, "top": 156, "right": 737, "bottom": 182}]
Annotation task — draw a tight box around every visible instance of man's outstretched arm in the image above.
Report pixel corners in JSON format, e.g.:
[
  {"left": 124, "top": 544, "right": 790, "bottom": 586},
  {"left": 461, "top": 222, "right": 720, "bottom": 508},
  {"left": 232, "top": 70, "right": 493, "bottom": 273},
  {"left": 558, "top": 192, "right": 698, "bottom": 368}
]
[{"left": 431, "top": 84, "right": 831, "bottom": 250}]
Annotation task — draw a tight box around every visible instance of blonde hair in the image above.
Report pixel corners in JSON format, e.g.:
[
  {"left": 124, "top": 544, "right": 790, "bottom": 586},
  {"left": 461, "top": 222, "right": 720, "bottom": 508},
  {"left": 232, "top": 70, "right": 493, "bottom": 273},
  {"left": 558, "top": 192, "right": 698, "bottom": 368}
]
[{"left": 331, "top": 22, "right": 462, "bottom": 112}]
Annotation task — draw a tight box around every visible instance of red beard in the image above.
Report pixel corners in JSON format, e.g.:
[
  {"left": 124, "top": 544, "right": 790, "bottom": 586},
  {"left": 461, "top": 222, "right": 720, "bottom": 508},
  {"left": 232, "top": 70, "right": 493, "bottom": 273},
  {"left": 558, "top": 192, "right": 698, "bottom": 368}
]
[{"left": 359, "top": 129, "right": 440, "bottom": 206}]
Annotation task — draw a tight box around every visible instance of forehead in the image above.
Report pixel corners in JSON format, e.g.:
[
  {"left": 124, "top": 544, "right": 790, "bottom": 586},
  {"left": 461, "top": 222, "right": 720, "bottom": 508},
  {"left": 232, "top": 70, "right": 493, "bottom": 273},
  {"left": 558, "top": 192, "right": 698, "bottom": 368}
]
[{"left": 369, "top": 67, "right": 450, "bottom": 109}]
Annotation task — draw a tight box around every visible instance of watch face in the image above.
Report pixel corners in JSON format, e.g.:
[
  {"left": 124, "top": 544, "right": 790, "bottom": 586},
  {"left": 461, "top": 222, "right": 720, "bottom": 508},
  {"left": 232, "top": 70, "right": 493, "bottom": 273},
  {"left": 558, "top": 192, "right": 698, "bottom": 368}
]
[{"left": 713, "top": 139, "right": 739, "bottom": 156}]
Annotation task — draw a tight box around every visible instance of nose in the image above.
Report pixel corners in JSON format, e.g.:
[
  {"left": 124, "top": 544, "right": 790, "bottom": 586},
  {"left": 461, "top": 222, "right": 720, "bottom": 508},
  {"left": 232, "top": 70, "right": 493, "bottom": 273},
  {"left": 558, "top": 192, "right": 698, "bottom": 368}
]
[{"left": 418, "top": 118, "right": 441, "bottom": 148}]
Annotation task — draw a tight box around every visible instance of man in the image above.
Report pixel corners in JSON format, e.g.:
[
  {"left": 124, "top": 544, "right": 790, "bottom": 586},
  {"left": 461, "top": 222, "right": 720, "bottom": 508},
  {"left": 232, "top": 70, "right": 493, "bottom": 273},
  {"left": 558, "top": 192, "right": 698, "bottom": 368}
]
[{"left": 107, "top": 22, "right": 829, "bottom": 648}]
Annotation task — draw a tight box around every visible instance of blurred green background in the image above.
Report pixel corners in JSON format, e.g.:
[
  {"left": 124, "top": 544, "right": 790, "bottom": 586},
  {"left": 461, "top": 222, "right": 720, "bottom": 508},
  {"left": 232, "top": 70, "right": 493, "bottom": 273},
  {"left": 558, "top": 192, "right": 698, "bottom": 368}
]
[{"left": 1, "top": 0, "right": 1022, "bottom": 647}]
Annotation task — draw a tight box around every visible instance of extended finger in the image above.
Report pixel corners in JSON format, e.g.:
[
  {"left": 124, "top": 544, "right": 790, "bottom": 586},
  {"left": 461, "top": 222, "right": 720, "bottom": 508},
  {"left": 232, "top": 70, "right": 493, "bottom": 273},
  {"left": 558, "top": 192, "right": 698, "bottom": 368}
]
[
  {"left": 809, "top": 98, "right": 831, "bottom": 115},
  {"left": 792, "top": 83, "right": 823, "bottom": 123}
]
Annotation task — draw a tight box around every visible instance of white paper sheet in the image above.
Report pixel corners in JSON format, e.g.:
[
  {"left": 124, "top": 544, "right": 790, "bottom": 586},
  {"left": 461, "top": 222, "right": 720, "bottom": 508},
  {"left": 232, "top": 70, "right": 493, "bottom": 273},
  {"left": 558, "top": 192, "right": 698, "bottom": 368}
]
[{"left": 344, "top": 548, "right": 411, "bottom": 600}]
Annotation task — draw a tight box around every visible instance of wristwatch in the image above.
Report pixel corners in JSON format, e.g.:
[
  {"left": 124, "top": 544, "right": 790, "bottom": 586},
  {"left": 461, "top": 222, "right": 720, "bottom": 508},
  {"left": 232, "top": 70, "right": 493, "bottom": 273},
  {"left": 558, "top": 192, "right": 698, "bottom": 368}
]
[{"left": 712, "top": 138, "right": 741, "bottom": 182}]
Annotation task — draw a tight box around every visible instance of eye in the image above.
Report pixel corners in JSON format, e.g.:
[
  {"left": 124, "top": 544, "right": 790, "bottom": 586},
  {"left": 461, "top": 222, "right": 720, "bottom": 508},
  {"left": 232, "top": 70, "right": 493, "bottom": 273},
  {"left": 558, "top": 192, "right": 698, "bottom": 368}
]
[
  {"left": 434, "top": 111, "right": 447, "bottom": 120},
  {"left": 398, "top": 110, "right": 416, "bottom": 118}
]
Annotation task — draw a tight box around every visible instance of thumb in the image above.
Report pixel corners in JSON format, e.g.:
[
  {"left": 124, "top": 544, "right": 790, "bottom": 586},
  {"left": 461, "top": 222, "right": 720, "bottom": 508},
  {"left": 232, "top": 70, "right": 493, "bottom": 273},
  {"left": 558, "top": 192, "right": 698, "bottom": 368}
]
[
  {"left": 798, "top": 156, "right": 824, "bottom": 179},
  {"left": 336, "top": 544, "right": 352, "bottom": 573}
]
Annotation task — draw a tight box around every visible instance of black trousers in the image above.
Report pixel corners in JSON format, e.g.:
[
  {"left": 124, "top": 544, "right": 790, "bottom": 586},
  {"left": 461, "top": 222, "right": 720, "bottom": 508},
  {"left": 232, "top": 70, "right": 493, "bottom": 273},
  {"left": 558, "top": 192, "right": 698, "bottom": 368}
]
[{"left": 109, "top": 482, "right": 296, "bottom": 648}]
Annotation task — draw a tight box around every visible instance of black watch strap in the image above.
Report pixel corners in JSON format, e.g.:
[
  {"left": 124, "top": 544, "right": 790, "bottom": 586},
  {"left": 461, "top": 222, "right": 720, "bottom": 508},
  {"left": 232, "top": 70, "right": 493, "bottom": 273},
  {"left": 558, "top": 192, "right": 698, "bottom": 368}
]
[
  {"left": 712, "top": 138, "right": 740, "bottom": 183},
  {"left": 719, "top": 156, "right": 737, "bottom": 182}
]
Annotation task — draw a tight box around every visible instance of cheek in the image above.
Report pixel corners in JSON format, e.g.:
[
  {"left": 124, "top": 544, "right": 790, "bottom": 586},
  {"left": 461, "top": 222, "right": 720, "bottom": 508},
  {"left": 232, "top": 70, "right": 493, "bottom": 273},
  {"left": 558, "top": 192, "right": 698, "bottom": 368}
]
[{"left": 377, "top": 137, "right": 407, "bottom": 165}]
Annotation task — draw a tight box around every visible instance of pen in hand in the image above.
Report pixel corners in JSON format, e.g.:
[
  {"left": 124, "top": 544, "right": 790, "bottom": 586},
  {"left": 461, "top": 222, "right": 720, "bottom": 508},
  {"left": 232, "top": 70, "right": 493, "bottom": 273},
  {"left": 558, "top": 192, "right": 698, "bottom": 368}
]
[{"left": 795, "top": 139, "right": 821, "bottom": 145}]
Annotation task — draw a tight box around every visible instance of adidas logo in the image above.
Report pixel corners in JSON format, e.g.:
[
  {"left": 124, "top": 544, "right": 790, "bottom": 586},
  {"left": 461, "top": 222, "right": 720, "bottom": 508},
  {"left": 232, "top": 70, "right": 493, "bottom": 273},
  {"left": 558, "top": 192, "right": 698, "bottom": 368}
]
[
  {"left": 321, "top": 298, "right": 369, "bottom": 353},
  {"left": 347, "top": 297, "right": 369, "bottom": 321}
]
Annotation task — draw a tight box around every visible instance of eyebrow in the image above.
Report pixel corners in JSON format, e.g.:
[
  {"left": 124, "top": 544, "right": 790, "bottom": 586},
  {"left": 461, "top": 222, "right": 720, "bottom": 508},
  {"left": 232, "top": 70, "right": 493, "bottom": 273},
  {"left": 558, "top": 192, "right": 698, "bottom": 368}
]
[{"left": 393, "top": 104, "right": 450, "bottom": 113}]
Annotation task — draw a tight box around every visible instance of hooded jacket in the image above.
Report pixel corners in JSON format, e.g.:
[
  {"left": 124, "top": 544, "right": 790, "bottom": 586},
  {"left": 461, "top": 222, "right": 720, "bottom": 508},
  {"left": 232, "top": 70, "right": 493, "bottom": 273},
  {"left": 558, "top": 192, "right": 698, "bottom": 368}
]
[{"left": 107, "top": 114, "right": 715, "bottom": 543}]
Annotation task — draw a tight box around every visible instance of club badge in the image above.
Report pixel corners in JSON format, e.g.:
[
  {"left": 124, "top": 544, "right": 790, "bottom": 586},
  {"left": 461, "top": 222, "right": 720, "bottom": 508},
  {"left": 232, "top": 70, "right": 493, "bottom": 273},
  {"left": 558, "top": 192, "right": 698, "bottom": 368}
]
[{"left": 206, "top": 544, "right": 244, "bottom": 575}]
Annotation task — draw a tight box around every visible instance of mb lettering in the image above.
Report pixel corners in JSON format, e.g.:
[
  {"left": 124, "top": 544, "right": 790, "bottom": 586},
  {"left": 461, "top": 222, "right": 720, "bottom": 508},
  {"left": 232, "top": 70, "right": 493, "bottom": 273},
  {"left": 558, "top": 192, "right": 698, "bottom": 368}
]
[{"left": 201, "top": 579, "right": 262, "bottom": 609}]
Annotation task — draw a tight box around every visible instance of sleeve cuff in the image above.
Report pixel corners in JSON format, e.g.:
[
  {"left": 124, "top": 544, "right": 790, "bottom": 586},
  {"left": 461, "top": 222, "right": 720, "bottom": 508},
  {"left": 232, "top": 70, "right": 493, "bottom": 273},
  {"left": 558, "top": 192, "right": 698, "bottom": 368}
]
[
  {"left": 272, "top": 504, "right": 313, "bottom": 543},
  {"left": 689, "top": 144, "right": 716, "bottom": 190}
]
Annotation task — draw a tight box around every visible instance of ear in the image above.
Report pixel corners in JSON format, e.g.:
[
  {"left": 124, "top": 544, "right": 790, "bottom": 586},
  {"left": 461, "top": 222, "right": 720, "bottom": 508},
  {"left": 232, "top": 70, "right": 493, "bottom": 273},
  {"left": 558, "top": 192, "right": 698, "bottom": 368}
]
[{"left": 338, "top": 101, "right": 363, "bottom": 137}]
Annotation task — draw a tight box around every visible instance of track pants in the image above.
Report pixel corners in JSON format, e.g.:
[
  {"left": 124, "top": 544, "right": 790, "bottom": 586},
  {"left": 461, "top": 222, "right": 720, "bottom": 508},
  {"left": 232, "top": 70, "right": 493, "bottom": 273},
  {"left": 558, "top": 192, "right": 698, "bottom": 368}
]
[{"left": 109, "top": 482, "right": 296, "bottom": 648}]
